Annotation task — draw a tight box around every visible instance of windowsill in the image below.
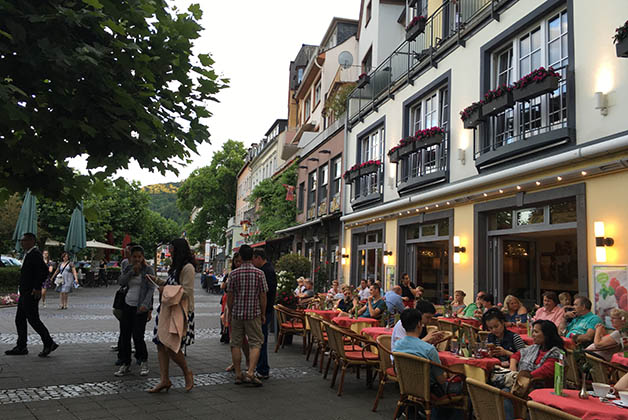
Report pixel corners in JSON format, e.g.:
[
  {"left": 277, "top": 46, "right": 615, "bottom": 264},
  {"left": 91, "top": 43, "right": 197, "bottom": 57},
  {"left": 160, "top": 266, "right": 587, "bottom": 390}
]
[
  {"left": 397, "top": 170, "right": 447, "bottom": 195},
  {"left": 475, "top": 127, "right": 574, "bottom": 170},
  {"left": 351, "top": 191, "right": 381, "bottom": 209}
]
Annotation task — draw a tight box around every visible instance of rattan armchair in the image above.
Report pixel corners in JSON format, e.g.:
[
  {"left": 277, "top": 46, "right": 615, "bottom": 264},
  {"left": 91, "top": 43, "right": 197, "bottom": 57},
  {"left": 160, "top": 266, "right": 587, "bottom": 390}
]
[
  {"left": 392, "top": 351, "right": 469, "bottom": 420},
  {"left": 274, "top": 304, "right": 306, "bottom": 353},
  {"left": 527, "top": 401, "right": 581, "bottom": 420},
  {"left": 586, "top": 352, "right": 628, "bottom": 384},
  {"left": 307, "top": 313, "right": 328, "bottom": 372},
  {"left": 466, "top": 377, "right": 527, "bottom": 420},
  {"left": 564, "top": 348, "right": 580, "bottom": 388},
  {"left": 372, "top": 335, "right": 397, "bottom": 412}
]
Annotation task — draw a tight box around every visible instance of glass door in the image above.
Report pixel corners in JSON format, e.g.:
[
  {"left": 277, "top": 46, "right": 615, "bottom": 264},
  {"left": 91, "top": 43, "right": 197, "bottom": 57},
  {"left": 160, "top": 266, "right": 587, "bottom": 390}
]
[
  {"left": 413, "top": 242, "right": 449, "bottom": 304},
  {"left": 357, "top": 246, "right": 383, "bottom": 285},
  {"left": 491, "top": 237, "right": 538, "bottom": 307}
]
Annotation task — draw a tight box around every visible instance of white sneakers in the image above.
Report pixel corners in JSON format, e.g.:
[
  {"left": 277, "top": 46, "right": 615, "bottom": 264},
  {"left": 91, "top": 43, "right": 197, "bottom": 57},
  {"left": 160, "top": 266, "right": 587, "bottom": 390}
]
[
  {"left": 139, "top": 362, "right": 149, "bottom": 376},
  {"left": 114, "top": 364, "right": 131, "bottom": 377}
]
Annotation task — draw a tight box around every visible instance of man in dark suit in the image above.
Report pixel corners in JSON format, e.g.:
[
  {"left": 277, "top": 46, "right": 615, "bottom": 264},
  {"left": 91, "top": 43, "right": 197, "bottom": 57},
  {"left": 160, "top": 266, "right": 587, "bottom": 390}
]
[
  {"left": 252, "top": 249, "right": 276, "bottom": 380},
  {"left": 5, "top": 233, "right": 58, "bottom": 357}
]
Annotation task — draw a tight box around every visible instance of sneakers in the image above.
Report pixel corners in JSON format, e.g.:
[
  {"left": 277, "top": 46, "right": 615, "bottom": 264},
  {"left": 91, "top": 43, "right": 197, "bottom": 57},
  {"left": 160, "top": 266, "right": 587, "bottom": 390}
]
[
  {"left": 110, "top": 344, "right": 118, "bottom": 351},
  {"left": 139, "top": 362, "right": 149, "bottom": 376},
  {"left": 38, "top": 342, "right": 59, "bottom": 357},
  {"left": 114, "top": 364, "right": 131, "bottom": 377},
  {"left": 5, "top": 346, "right": 28, "bottom": 356}
]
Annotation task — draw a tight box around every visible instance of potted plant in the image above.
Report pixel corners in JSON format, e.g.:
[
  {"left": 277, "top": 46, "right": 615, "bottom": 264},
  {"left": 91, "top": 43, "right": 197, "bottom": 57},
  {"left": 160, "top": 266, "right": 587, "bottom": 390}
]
[
  {"left": 398, "top": 136, "right": 416, "bottom": 157},
  {"left": 356, "top": 72, "right": 370, "bottom": 89},
  {"left": 359, "top": 159, "right": 382, "bottom": 176},
  {"left": 460, "top": 101, "right": 484, "bottom": 129},
  {"left": 512, "top": 67, "right": 561, "bottom": 102},
  {"left": 388, "top": 145, "right": 402, "bottom": 164},
  {"left": 614, "top": 20, "right": 628, "bottom": 58},
  {"left": 415, "top": 126, "right": 444, "bottom": 148},
  {"left": 481, "top": 85, "right": 514, "bottom": 117},
  {"left": 406, "top": 15, "right": 427, "bottom": 42}
]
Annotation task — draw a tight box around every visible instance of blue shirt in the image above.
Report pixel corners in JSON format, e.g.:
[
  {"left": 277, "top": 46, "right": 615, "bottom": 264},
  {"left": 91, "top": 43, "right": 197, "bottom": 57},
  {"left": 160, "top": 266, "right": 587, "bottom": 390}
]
[
  {"left": 363, "top": 298, "right": 387, "bottom": 318},
  {"left": 385, "top": 291, "right": 405, "bottom": 314},
  {"left": 393, "top": 335, "right": 443, "bottom": 384},
  {"left": 565, "top": 311, "right": 602, "bottom": 338}
]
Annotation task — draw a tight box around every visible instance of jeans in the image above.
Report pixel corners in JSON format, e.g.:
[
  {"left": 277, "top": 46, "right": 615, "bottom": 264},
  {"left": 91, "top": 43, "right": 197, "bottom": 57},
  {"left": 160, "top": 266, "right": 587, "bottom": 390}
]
[
  {"left": 16, "top": 292, "right": 53, "bottom": 349},
  {"left": 119, "top": 303, "right": 148, "bottom": 365},
  {"left": 256, "top": 312, "right": 272, "bottom": 376}
]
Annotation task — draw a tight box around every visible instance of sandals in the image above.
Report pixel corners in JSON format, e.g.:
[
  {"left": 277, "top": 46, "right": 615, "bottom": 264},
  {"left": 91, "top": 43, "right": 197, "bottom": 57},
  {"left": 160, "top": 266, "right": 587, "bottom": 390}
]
[
  {"left": 246, "top": 373, "right": 263, "bottom": 387},
  {"left": 234, "top": 374, "right": 249, "bottom": 385}
]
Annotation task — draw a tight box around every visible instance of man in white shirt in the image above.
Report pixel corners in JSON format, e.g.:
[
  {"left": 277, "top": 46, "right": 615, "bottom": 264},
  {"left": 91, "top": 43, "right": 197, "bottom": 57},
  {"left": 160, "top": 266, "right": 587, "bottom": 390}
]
[{"left": 358, "top": 279, "right": 371, "bottom": 301}]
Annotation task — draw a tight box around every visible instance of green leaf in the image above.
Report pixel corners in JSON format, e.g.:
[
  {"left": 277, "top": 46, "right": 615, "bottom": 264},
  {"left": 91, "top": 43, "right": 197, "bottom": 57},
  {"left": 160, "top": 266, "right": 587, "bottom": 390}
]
[
  {"left": 198, "top": 53, "right": 214, "bottom": 67},
  {"left": 188, "top": 4, "right": 202, "bottom": 20},
  {"left": 0, "top": 29, "right": 13, "bottom": 40},
  {"left": 82, "top": 0, "right": 104, "bottom": 9}
]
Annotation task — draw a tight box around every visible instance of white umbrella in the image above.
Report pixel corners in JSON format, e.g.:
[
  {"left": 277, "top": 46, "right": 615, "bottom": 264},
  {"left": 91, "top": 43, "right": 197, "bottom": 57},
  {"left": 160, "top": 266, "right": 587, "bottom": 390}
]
[
  {"left": 85, "top": 240, "right": 122, "bottom": 251},
  {"left": 45, "top": 239, "right": 65, "bottom": 246}
]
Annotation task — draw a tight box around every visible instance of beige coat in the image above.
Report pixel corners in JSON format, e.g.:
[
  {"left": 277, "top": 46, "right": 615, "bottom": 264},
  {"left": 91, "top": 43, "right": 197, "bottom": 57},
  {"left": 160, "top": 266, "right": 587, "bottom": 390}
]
[
  {"left": 157, "top": 285, "right": 188, "bottom": 353},
  {"left": 156, "top": 263, "right": 195, "bottom": 313}
]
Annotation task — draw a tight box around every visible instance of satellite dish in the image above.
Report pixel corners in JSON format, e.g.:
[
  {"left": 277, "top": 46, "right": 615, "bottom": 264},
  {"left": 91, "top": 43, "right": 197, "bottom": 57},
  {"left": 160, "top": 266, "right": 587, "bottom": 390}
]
[{"left": 338, "top": 51, "right": 354, "bottom": 69}]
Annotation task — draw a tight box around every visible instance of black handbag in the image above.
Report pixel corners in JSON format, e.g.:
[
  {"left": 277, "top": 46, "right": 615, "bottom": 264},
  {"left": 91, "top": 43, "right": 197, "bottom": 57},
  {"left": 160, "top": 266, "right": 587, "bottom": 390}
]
[{"left": 113, "top": 286, "right": 128, "bottom": 310}]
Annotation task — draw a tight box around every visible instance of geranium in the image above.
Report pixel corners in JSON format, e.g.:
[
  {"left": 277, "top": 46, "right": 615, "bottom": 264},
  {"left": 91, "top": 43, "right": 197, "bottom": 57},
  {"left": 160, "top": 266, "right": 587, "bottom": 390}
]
[
  {"left": 0, "top": 293, "right": 19, "bottom": 305},
  {"left": 414, "top": 126, "right": 444, "bottom": 140},
  {"left": 276, "top": 290, "right": 298, "bottom": 308},
  {"left": 483, "top": 84, "right": 513, "bottom": 102},
  {"left": 343, "top": 160, "right": 382, "bottom": 179},
  {"left": 358, "top": 72, "right": 369, "bottom": 80},
  {"left": 406, "top": 15, "right": 426, "bottom": 30},
  {"left": 512, "top": 66, "right": 561, "bottom": 90},
  {"left": 614, "top": 20, "right": 628, "bottom": 44},
  {"left": 459, "top": 101, "right": 483, "bottom": 121}
]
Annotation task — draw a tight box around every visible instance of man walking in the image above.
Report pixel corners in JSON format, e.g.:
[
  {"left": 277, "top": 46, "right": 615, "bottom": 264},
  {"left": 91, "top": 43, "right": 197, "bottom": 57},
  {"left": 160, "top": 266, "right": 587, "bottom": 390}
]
[
  {"left": 6, "top": 233, "right": 58, "bottom": 357},
  {"left": 252, "top": 249, "right": 276, "bottom": 380},
  {"left": 227, "top": 245, "right": 268, "bottom": 387}
]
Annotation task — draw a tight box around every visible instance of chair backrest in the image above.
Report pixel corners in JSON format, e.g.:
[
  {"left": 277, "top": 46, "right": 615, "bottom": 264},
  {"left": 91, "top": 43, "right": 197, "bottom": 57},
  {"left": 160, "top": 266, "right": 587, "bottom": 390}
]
[
  {"left": 324, "top": 322, "right": 347, "bottom": 359},
  {"left": 308, "top": 314, "right": 325, "bottom": 343},
  {"left": 461, "top": 322, "right": 479, "bottom": 343},
  {"left": 274, "top": 304, "right": 287, "bottom": 325},
  {"left": 437, "top": 319, "right": 457, "bottom": 334},
  {"left": 392, "top": 351, "right": 432, "bottom": 402},
  {"left": 376, "top": 335, "right": 394, "bottom": 372},
  {"left": 527, "top": 401, "right": 581, "bottom": 420},
  {"left": 466, "top": 378, "right": 509, "bottom": 420},
  {"left": 585, "top": 353, "right": 610, "bottom": 384},
  {"left": 564, "top": 348, "right": 580, "bottom": 387},
  {"left": 433, "top": 331, "right": 453, "bottom": 352}
]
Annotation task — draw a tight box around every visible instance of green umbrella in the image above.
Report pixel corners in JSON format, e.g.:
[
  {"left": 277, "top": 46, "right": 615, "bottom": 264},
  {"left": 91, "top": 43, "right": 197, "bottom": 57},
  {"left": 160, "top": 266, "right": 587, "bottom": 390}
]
[
  {"left": 12, "top": 189, "right": 38, "bottom": 252},
  {"left": 65, "top": 202, "right": 87, "bottom": 256}
]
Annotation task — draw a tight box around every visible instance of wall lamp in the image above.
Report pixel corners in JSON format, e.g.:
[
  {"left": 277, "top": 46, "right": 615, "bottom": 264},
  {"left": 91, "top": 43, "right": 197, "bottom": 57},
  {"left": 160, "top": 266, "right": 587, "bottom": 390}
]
[
  {"left": 453, "top": 236, "right": 466, "bottom": 264},
  {"left": 341, "top": 248, "right": 349, "bottom": 265},
  {"left": 594, "top": 221, "right": 614, "bottom": 262},
  {"left": 594, "top": 92, "right": 608, "bottom": 116},
  {"left": 383, "top": 250, "right": 393, "bottom": 265}
]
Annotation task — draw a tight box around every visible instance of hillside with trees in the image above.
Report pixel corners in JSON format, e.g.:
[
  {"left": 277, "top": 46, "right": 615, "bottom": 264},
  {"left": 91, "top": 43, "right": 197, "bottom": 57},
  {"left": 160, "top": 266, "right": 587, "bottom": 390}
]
[{"left": 143, "top": 183, "right": 190, "bottom": 226}]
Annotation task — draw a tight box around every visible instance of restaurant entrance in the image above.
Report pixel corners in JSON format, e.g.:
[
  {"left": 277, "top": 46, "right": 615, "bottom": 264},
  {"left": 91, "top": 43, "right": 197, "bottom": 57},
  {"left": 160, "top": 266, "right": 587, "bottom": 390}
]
[{"left": 406, "top": 242, "right": 449, "bottom": 303}]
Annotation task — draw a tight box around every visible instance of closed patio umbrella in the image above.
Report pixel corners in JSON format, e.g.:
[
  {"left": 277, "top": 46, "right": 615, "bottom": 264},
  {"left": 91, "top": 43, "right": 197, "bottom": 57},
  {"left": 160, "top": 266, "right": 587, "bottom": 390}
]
[
  {"left": 65, "top": 203, "right": 87, "bottom": 256},
  {"left": 12, "top": 189, "right": 37, "bottom": 252}
]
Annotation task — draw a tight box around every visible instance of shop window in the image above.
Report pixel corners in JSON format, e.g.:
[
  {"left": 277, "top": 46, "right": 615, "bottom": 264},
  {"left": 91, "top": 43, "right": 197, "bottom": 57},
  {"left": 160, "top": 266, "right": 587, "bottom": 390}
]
[
  {"left": 516, "top": 208, "right": 544, "bottom": 226},
  {"left": 488, "top": 210, "right": 513, "bottom": 230},
  {"left": 550, "top": 199, "right": 576, "bottom": 224}
]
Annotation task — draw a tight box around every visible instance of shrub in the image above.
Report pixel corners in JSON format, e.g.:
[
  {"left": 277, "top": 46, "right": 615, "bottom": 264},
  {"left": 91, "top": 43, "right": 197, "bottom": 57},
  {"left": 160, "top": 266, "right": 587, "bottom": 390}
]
[
  {"left": 0, "top": 267, "right": 21, "bottom": 293},
  {"left": 275, "top": 254, "right": 311, "bottom": 279},
  {"left": 276, "top": 270, "right": 297, "bottom": 296},
  {"left": 276, "top": 290, "right": 298, "bottom": 309}
]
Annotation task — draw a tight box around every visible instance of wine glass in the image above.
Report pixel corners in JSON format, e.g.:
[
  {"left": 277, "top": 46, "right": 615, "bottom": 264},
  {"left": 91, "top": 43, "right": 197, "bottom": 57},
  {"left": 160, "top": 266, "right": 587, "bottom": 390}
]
[{"left": 450, "top": 340, "right": 459, "bottom": 355}]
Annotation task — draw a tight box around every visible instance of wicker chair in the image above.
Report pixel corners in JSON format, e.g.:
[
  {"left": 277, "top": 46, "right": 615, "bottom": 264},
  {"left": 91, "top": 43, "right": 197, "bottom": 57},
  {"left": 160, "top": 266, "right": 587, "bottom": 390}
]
[
  {"left": 527, "top": 401, "right": 581, "bottom": 420},
  {"left": 372, "top": 335, "right": 397, "bottom": 412},
  {"left": 437, "top": 318, "right": 458, "bottom": 334},
  {"left": 586, "top": 352, "right": 628, "bottom": 384},
  {"left": 274, "top": 304, "right": 306, "bottom": 353},
  {"left": 392, "top": 351, "right": 469, "bottom": 420},
  {"left": 564, "top": 348, "right": 580, "bottom": 388},
  {"left": 460, "top": 322, "right": 480, "bottom": 344},
  {"left": 325, "top": 322, "right": 379, "bottom": 396},
  {"left": 466, "top": 377, "right": 527, "bottom": 420},
  {"left": 307, "top": 313, "right": 328, "bottom": 372}
]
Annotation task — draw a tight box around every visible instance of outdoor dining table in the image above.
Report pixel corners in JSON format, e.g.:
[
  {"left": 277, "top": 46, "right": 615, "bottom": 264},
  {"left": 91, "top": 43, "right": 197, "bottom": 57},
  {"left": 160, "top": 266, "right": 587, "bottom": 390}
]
[
  {"left": 529, "top": 388, "right": 628, "bottom": 420},
  {"left": 437, "top": 351, "right": 501, "bottom": 383},
  {"left": 519, "top": 334, "right": 575, "bottom": 349},
  {"left": 361, "top": 326, "right": 393, "bottom": 341},
  {"left": 304, "top": 309, "right": 341, "bottom": 322},
  {"left": 332, "top": 316, "right": 379, "bottom": 334},
  {"left": 612, "top": 352, "right": 628, "bottom": 368}
]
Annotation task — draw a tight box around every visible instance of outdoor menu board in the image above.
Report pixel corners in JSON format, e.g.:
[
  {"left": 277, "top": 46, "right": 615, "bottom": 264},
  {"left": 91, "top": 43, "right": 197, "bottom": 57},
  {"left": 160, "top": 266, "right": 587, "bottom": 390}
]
[{"left": 594, "top": 265, "right": 628, "bottom": 327}]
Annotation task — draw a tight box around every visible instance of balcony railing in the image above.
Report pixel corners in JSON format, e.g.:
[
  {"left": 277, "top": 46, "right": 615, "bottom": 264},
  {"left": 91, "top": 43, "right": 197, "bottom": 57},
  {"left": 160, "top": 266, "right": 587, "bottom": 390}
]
[
  {"left": 347, "top": 0, "right": 496, "bottom": 123},
  {"left": 397, "top": 138, "right": 448, "bottom": 193}
]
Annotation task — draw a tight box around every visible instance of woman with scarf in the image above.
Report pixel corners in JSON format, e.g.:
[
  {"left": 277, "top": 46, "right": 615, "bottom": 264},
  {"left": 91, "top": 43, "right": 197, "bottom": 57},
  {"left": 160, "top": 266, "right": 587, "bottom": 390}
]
[{"left": 510, "top": 319, "right": 564, "bottom": 379}]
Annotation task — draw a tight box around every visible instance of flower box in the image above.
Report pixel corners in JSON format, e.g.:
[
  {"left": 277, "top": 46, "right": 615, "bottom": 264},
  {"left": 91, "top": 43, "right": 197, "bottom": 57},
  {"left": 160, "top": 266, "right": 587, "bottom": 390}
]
[
  {"left": 420, "top": 133, "right": 443, "bottom": 148},
  {"left": 462, "top": 107, "right": 483, "bottom": 129},
  {"left": 482, "top": 91, "right": 513, "bottom": 117},
  {"left": 617, "top": 37, "right": 628, "bottom": 58},
  {"left": 399, "top": 142, "right": 415, "bottom": 156},
  {"left": 388, "top": 148, "right": 401, "bottom": 164},
  {"left": 513, "top": 74, "right": 560, "bottom": 102},
  {"left": 357, "top": 74, "right": 370, "bottom": 89},
  {"left": 406, "top": 18, "right": 426, "bottom": 42},
  {"left": 359, "top": 163, "right": 379, "bottom": 176}
]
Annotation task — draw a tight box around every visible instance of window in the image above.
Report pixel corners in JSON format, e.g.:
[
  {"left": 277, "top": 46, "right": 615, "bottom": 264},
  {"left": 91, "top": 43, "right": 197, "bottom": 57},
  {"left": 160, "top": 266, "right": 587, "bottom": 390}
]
[
  {"left": 307, "top": 171, "right": 317, "bottom": 219},
  {"left": 304, "top": 94, "right": 311, "bottom": 121},
  {"left": 331, "top": 157, "right": 342, "bottom": 196},
  {"left": 297, "top": 182, "right": 305, "bottom": 213},
  {"left": 360, "top": 127, "right": 383, "bottom": 163},
  {"left": 482, "top": 10, "right": 569, "bottom": 158},
  {"left": 487, "top": 198, "right": 577, "bottom": 233},
  {"left": 318, "top": 164, "right": 328, "bottom": 206},
  {"left": 297, "top": 67, "right": 304, "bottom": 84},
  {"left": 354, "top": 126, "right": 384, "bottom": 202},
  {"left": 314, "top": 80, "right": 321, "bottom": 106},
  {"left": 362, "top": 47, "right": 372, "bottom": 74},
  {"left": 365, "top": 1, "right": 372, "bottom": 25}
]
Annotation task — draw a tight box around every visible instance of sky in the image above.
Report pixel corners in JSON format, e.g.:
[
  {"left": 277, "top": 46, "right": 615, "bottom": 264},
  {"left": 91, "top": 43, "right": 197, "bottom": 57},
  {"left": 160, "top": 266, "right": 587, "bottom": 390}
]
[{"left": 71, "top": 0, "right": 361, "bottom": 186}]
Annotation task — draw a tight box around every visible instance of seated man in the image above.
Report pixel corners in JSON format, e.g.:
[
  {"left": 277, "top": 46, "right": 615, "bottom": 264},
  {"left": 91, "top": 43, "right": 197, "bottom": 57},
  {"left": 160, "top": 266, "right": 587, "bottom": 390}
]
[
  {"left": 297, "top": 279, "right": 315, "bottom": 302},
  {"left": 462, "top": 291, "right": 485, "bottom": 318},
  {"left": 385, "top": 285, "right": 406, "bottom": 316},
  {"left": 560, "top": 295, "right": 602, "bottom": 346},
  {"left": 393, "top": 308, "right": 463, "bottom": 419},
  {"left": 392, "top": 301, "right": 445, "bottom": 347},
  {"left": 357, "top": 284, "right": 386, "bottom": 319},
  {"left": 358, "top": 279, "right": 371, "bottom": 301},
  {"left": 474, "top": 293, "right": 495, "bottom": 317}
]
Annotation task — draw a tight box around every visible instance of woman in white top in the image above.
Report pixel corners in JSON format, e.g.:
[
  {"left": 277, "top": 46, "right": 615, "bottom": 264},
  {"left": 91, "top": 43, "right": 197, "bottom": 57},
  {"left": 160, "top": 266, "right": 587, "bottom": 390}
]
[{"left": 50, "top": 252, "right": 78, "bottom": 309}]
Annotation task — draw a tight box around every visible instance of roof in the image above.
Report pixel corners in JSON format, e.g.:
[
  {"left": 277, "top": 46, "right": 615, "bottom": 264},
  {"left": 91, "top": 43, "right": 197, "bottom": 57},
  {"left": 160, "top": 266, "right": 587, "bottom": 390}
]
[{"left": 319, "top": 17, "right": 359, "bottom": 51}]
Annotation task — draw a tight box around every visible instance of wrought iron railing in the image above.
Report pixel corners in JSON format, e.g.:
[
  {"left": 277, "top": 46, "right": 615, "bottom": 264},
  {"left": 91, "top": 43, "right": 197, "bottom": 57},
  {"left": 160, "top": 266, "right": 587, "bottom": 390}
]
[
  {"left": 396, "top": 139, "right": 448, "bottom": 185},
  {"left": 347, "top": 0, "right": 495, "bottom": 122}
]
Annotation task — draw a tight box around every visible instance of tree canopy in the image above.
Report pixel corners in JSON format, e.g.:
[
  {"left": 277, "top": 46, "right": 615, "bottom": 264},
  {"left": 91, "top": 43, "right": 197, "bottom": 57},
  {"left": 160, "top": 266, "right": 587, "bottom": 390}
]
[
  {"left": 0, "top": 0, "right": 228, "bottom": 203},
  {"left": 177, "top": 140, "right": 246, "bottom": 246}
]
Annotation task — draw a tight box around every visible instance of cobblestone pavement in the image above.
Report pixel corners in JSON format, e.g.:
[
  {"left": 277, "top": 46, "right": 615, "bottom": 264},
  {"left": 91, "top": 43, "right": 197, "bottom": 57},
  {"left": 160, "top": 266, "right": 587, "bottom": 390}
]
[{"left": 0, "top": 276, "right": 397, "bottom": 419}]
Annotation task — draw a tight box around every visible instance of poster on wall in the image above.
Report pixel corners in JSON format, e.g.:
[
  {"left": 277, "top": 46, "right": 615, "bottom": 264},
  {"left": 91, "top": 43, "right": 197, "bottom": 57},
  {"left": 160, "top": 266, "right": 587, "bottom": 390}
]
[
  {"left": 594, "top": 265, "right": 628, "bottom": 327},
  {"left": 386, "top": 266, "right": 395, "bottom": 292}
]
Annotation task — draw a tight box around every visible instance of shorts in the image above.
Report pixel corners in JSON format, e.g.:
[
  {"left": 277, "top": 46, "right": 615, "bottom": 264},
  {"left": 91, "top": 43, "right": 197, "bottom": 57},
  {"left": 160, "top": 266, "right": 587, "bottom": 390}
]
[{"left": 230, "top": 317, "right": 263, "bottom": 349}]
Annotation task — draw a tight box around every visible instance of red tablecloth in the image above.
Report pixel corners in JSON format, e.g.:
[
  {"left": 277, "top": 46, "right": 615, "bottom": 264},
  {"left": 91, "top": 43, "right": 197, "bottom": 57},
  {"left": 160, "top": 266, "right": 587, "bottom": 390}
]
[
  {"left": 362, "top": 327, "right": 393, "bottom": 340},
  {"left": 530, "top": 389, "right": 628, "bottom": 420},
  {"left": 437, "top": 351, "right": 501, "bottom": 370},
  {"left": 305, "top": 309, "right": 340, "bottom": 321},
  {"left": 519, "top": 334, "right": 575, "bottom": 349},
  {"left": 332, "top": 316, "right": 379, "bottom": 329},
  {"left": 437, "top": 317, "right": 482, "bottom": 329},
  {"left": 612, "top": 352, "right": 628, "bottom": 368}
]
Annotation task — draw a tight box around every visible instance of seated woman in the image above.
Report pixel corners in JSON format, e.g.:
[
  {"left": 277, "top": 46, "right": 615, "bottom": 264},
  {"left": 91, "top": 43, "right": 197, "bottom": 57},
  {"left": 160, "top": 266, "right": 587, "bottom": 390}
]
[
  {"left": 452, "top": 290, "right": 466, "bottom": 314},
  {"left": 586, "top": 308, "right": 628, "bottom": 361},
  {"left": 483, "top": 308, "right": 526, "bottom": 367},
  {"left": 510, "top": 320, "right": 564, "bottom": 381},
  {"left": 503, "top": 295, "right": 528, "bottom": 326}
]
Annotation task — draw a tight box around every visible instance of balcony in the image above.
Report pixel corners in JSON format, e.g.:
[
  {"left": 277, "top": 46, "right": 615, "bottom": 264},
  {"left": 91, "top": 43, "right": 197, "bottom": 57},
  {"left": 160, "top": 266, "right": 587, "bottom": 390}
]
[
  {"left": 350, "top": 171, "right": 382, "bottom": 208},
  {"left": 347, "top": 0, "right": 501, "bottom": 126},
  {"left": 396, "top": 138, "right": 448, "bottom": 194}
]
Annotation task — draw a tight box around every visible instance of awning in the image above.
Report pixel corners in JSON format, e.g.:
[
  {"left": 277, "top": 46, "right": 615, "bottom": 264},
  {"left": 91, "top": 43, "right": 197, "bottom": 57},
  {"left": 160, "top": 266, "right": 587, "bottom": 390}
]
[
  {"left": 85, "top": 240, "right": 122, "bottom": 250},
  {"left": 275, "top": 218, "right": 322, "bottom": 235}
]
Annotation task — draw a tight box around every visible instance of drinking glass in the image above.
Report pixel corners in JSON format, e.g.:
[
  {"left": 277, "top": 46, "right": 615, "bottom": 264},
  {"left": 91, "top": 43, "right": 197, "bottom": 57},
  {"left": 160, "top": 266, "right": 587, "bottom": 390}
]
[{"left": 450, "top": 340, "right": 459, "bottom": 354}]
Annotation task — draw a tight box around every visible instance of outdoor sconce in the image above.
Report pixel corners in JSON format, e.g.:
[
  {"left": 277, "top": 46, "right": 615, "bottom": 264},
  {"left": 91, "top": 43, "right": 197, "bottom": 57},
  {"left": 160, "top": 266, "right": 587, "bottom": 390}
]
[
  {"left": 453, "top": 236, "right": 466, "bottom": 264},
  {"left": 594, "top": 92, "right": 608, "bottom": 116},
  {"left": 341, "top": 248, "right": 349, "bottom": 265},
  {"left": 383, "top": 250, "right": 393, "bottom": 265},
  {"left": 594, "top": 221, "right": 614, "bottom": 262}
]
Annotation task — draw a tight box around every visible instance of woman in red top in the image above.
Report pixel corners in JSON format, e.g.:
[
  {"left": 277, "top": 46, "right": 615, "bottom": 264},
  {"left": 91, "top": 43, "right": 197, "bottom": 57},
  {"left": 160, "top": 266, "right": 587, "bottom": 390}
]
[{"left": 510, "top": 320, "right": 565, "bottom": 379}]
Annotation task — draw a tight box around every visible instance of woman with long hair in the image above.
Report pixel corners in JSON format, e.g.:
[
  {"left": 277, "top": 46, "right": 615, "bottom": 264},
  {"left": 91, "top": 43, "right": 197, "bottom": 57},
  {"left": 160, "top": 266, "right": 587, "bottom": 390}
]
[
  {"left": 50, "top": 252, "right": 78, "bottom": 309},
  {"left": 503, "top": 295, "right": 528, "bottom": 326},
  {"left": 509, "top": 320, "right": 564, "bottom": 379},
  {"left": 482, "top": 308, "right": 526, "bottom": 367},
  {"left": 149, "top": 238, "right": 195, "bottom": 393}
]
